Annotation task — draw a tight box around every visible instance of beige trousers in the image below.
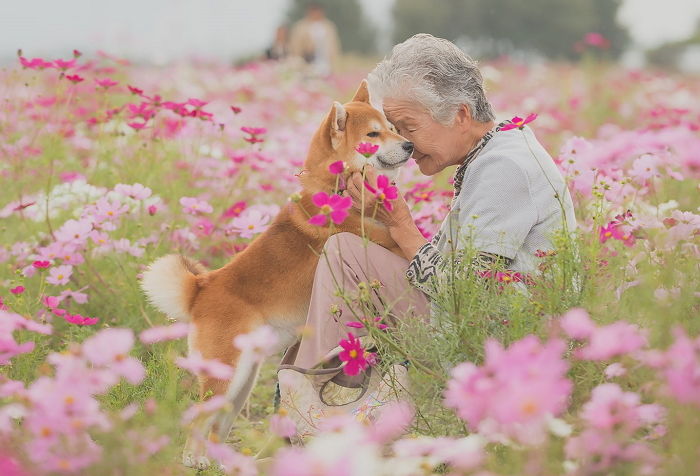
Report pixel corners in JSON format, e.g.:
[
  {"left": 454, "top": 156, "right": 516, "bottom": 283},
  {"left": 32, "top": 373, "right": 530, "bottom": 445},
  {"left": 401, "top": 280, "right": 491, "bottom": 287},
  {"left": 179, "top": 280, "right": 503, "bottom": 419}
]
[{"left": 291, "top": 232, "right": 430, "bottom": 369}]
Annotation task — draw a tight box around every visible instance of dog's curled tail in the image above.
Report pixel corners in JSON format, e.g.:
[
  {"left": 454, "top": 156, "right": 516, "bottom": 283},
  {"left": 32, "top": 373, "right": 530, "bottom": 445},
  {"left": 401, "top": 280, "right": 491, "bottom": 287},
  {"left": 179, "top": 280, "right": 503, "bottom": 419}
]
[{"left": 140, "top": 254, "right": 207, "bottom": 321}]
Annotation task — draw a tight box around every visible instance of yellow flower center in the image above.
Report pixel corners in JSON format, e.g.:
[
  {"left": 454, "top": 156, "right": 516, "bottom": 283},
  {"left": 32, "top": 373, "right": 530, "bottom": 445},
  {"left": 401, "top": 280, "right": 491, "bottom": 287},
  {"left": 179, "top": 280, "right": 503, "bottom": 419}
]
[
  {"left": 349, "top": 349, "right": 358, "bottom": 359},
  {"left": 604, "top": 231, "right": 612, "bottom": 237},
  {"left": 522, "top": 400, "right": 538, "bottom": 415},
  {"left": 247, "top": 224, "right": 255, "bottom": 230},
  {"left": 321, "top": 204, "right": 332, "bottom": 214},
  {"left": 378, "top": 193, "right": 386, "bottom": 201},
  {"left": 57, "top": 274, "right": 64, "bottom": 280}
]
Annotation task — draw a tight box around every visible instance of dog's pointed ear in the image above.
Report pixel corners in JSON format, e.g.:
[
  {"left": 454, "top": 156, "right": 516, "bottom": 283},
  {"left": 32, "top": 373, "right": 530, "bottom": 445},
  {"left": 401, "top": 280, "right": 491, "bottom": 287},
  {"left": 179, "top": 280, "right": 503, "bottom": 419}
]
[
  {"left": 351, "top": 79, "right": 370, "bottom": 103},
  {"left": 329, "top": 101, "right": 347, "bottom": 149}
]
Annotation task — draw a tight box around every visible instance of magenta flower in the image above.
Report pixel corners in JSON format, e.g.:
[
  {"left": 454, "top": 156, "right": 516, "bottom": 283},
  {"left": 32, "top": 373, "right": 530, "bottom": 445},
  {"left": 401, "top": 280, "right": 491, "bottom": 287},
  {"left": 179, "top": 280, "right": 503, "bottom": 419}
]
[
  {"left": 355, "top": 142, "right": 379, "bottom": 158},
  {"left": 364, "top": 174, "right": 399, "bottom": 212},
  {"left": 308, "top": 192, "right": 352, "bottom": 226},
  {"left": 241, "top": 126, "right": 267, "bottom": 136},
  {"left": 19, "top": 56, "right": 53, "bottom": 70},
  {"left": 222, "top": 200, "right": 247, "bottom": 218},
  {"left": 179, "top": 196, "right": 213, "bottom": 215},
  {"left": 500, "top": 113, "right": 538, "bottom": 131},
  {"left": 32, "top": 260, "right": 51, "bottom": 269},
  {"left": 328, "top": 160, "right": 345, "bottom": 174},
  {"left": 65, "top": 74, "right": 84, "bottom": 84},
  {"left": 63, "top": 312, "right": 99, "bottom": 326},
  {"left": 338, "top": 332, "right": 373, "bottom": 376},
  {"left": 9, "top": 286, "right": 24, "bottom": 295}
]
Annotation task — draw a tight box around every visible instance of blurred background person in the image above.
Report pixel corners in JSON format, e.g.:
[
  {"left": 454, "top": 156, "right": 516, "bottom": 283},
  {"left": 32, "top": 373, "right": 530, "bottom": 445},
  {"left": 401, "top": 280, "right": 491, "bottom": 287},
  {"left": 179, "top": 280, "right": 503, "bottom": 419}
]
[
  {"left": 288, "top": 2, "right": 341, "bottom": 76},
  {"left": 265, "top": 25, "right": 290, "bottom": 60}
]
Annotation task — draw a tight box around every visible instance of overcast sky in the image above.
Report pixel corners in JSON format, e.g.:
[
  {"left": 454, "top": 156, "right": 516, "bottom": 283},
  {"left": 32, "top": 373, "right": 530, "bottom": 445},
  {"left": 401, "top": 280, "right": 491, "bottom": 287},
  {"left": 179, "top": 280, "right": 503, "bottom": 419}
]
[{"left": 1, "top": 0, "right": 699, "bottom": 65}]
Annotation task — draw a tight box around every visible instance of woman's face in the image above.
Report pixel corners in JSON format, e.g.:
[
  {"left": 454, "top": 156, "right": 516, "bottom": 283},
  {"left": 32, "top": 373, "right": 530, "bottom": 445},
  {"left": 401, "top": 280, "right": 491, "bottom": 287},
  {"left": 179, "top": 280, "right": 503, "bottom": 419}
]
[{"left": 382, "top": 97, "right": 471, "bottom": 176}]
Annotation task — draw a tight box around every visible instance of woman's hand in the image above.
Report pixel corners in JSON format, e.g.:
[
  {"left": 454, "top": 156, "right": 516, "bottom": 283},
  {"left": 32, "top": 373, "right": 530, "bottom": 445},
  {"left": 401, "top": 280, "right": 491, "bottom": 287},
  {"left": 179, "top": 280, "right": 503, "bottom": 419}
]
[
  {"left": 346, "top": 165, "right": 412, "bottom": 229},
  {"left": 346, "top": 165, "right": 428, "bottom": 259}
]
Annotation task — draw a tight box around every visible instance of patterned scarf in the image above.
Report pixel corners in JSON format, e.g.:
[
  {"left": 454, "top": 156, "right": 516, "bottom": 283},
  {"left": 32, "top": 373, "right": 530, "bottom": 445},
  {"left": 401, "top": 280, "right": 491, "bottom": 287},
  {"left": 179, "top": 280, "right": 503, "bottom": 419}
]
[{"left": 451, "top": 120, "right": 510, "bottom": 198}]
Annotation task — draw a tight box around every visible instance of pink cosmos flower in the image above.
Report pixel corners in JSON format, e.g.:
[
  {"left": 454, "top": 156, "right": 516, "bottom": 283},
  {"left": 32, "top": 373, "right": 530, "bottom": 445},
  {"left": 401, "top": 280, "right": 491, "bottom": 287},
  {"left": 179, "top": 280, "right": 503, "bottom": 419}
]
[
  {"left": 94, "top": 77, "right": 118, "bottom": 89},
  {"left": 114, "top": 183, "right": 153, "bottom": 200},
  {"left": 229, "top": 208, "right": 271, "bottom": 238},
  {"left": 367, "top": 401, "right": 414, "bottom": 444},
  {"left": 65, "top": 74, "right": 83, "bottom": 83},
  {"left": 82, "top": 328, "right": 145, "bottom": 384},
  {"left": 32, "top": 260, "right": 51, "bottom": 269},
  {"left": 355, "top": 142, "right": 379, "bottom": 158},
  {"left": 175, "top": 353, "right": 234, "bottom": 380},
  {"left": 308, "top": 192, "right": 352, "bottom": 226},
  {"left": 500, "top": 113, "right": 538, "bottom": 131},
  {"left": 233, "top": 325, "right": 279, "bottom": 361},
  {"left": 179, "top": 196, "right": 213, "bottom": 215},
  {"left": 583, "top": 32, "right": 610, "bottom": 49},
  {"left": 444, "top": 335, "right": 572, "bottom": 445},
  {"left": 338, "top": 332, "right": 373, "bottom": 376},
  {"left": 147, "top": 204, "right": 158, "bottom": 215},
  {"left": 9, "top": 286, "right": 24, "bottom": 295},
  {"left": 139, "top": 322, "right": 190, "bottom": 344},
  {"left": 560, "top": 307, "right": 596, "bottom": 339},
  {"left": 328, "top": 160, "right": 345, "bottom": 174},
  {"left": 53, "top": 58, "right": 76, "bottom": 70},
  {"left": 364, "top": 174, "right": 399, "bottom": 212},
  {"left": 181, "top": 395, "right": 228, "bottom": 424},
  {"left": 641, "top": 326, "right": 700, "bottom": 406},
  {"left": 561, "top": 308, "right": 647, "bottom": 361},
  {"left": 205, "top": 441, "right": 258, "bottom": 476},
  {"left": 270, "top": 413, "right": 297, "bottom": 438},
  {"left": 46, "top": 264, "right": 73, "bottom": 286}
]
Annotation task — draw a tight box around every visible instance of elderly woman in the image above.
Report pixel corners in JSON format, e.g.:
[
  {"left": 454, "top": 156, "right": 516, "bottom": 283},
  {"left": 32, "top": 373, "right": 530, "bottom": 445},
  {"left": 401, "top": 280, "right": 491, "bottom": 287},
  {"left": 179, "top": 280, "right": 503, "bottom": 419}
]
[{"left": 283, "top": 33, "right": 576, "bottom": 393}]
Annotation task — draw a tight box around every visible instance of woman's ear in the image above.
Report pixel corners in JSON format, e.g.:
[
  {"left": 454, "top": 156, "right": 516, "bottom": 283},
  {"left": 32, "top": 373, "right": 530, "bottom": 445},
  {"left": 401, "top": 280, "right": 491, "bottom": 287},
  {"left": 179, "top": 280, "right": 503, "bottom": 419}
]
[{"left": 455, "top": 104, "right": 473, "bottom": 128}]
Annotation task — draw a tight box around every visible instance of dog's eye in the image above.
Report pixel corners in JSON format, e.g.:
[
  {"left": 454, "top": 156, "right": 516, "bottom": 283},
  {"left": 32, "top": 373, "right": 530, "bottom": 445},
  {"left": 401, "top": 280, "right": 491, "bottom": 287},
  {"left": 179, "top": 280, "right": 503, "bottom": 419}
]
[{"left": 367, "top": 131, "right": 380, "bottom": 138}]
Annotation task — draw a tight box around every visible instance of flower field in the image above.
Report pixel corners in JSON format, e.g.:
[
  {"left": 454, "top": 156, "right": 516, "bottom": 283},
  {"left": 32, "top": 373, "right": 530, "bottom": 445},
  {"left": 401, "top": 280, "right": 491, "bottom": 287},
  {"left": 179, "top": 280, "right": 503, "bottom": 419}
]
[{"left": 1, "top": 51, "right": 699, "bottom": 475}]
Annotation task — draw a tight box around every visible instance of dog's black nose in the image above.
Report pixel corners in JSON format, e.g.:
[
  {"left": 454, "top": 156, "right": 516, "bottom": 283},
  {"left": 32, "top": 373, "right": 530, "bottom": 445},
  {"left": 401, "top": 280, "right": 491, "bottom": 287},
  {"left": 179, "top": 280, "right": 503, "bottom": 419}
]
[{"left": 402, "top": 141, "right": 414, "bottom": 153}]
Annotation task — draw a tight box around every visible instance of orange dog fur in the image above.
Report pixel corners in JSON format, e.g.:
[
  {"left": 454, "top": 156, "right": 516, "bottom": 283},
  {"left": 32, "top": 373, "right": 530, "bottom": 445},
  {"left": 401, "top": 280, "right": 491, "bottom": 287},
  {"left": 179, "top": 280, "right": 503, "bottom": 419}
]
[{"left": 139, "top": 80, "right": 413, "bottom": 468}]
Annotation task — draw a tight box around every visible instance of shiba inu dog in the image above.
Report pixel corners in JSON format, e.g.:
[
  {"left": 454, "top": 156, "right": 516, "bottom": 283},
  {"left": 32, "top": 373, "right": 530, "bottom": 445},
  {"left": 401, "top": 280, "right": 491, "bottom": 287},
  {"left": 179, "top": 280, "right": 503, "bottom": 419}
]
[{"left": 139, "top": 80, "right": 413, "bottom": 468}]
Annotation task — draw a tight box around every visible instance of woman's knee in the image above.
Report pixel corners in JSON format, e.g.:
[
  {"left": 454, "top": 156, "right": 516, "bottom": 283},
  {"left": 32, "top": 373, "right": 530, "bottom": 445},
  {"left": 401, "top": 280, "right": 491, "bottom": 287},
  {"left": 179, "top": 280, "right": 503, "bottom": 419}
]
[{"left": 323, "top": 232, "right": 363, "bottom": 255}]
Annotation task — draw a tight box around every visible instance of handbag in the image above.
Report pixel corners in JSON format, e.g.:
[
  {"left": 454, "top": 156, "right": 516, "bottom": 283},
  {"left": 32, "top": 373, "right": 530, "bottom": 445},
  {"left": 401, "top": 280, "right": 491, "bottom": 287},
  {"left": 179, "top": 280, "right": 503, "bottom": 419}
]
[{"left": 276, "top": 336, "right": 410, "bottom": 445}]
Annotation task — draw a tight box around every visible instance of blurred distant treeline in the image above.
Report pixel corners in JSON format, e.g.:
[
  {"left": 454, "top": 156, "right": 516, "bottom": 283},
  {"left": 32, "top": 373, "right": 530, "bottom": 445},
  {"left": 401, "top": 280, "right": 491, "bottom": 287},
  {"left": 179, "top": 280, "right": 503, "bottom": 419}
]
[{"left": 287, "top": 0, "right": 700, "bottom": 68}]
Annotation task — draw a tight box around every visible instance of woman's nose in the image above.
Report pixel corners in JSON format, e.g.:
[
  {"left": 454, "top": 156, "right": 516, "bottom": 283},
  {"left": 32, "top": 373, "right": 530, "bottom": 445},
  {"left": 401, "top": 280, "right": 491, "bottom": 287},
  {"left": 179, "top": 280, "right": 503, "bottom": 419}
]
[{"left": 402, "top": 141, "right": 414, "bottom": 153}]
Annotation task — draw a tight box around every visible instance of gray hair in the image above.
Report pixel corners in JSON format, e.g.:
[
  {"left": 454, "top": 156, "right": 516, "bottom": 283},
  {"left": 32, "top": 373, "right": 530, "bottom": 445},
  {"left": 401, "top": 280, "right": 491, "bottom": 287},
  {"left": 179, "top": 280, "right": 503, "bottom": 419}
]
[{"left": 367, "top": 33, "right": 496, "bottom": 125}]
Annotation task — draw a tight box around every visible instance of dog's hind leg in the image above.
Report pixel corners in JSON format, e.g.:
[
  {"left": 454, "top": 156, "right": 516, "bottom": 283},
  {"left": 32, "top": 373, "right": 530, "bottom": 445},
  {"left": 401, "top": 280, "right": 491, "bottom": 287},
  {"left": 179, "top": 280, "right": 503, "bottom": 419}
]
[{"left": 209, "top": 347, "right": 264, "bottom": 442}]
